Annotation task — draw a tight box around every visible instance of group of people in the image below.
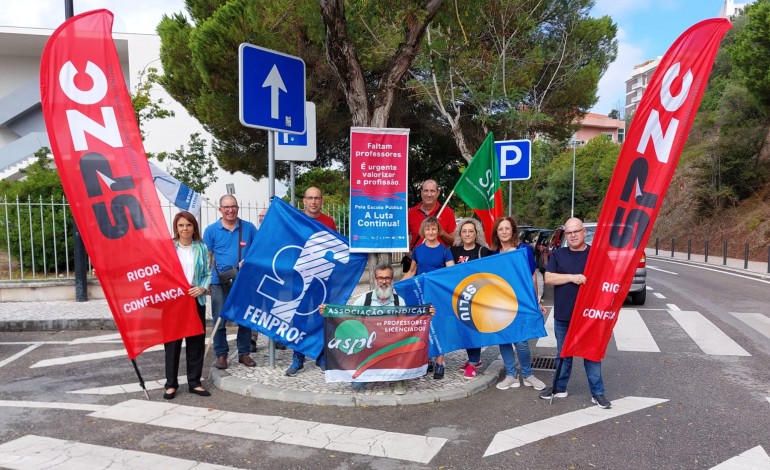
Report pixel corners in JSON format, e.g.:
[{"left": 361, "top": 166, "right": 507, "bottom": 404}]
[{"left": 163, "top": 179, "right": 611, "bottom": 410}]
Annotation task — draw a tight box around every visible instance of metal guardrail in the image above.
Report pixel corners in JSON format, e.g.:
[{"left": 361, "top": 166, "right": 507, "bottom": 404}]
[
  {"left": 0, "top": 196, "right": 351, "bottom": 281},
  {"left": 653, "top": 237, "right": 770, "bottom": 274}
]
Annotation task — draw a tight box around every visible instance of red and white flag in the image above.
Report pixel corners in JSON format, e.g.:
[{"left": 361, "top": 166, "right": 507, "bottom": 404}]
[
  {"left": 561, "top": 18, "right": 732, "bottom": 362},
  {"left": 39, "top": 10, "right": 202, "bottom": 359}
]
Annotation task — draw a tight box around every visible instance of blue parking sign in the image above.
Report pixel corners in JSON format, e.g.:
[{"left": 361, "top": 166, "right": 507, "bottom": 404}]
[{"left": 495, "top": 140, "right": 532, "bottom": 181}]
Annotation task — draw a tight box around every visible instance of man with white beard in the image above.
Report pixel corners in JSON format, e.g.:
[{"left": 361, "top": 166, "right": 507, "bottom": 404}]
[{"left": 350, "top": 262, "right": 406, "bottom": 394}]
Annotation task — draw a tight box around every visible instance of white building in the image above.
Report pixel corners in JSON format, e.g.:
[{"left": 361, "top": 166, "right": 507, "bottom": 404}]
[
  {"left": 719, "top": 0, "right": 755, "bottom": 19},
  {"left": 0, "top": 25, "right": 281, "bottom": 206},
  {"left": 624, "top": 56, "right": 661, "bottom": 118}
]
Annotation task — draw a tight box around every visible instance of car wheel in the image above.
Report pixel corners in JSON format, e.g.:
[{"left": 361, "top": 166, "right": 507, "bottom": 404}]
[{"left": 630, "top": 288, "right": 646, "bottom": 305}]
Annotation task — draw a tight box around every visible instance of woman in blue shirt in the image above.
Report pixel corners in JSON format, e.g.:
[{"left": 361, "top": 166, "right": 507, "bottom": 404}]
[
  {"left": 403, "top": 217, "right": 454, "bottom": 378},
  {"left": 489, "top": 216, "right": 547, "bottom": 392}
]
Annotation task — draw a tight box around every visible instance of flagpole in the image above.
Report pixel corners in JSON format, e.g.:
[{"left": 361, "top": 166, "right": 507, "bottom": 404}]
[
  {"left": 435, "top": 190, "right": 455, "bottom": 219},
  {"left": 130, "top": 359, "right": 150, "bottom": 400}
]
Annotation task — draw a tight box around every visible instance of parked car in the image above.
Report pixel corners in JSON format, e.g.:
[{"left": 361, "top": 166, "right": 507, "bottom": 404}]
[
  {"left": 537, "top": 226, "right": 564, "bottom": 273},
  {"left": 560, "top": 222, "right": 647, "bottom": 305},
  {"left": 519, "top": 227, "right": 542, "bottom": 250},
  {"left": 533, "top": 228, "right": 555, "bottom": 270}
]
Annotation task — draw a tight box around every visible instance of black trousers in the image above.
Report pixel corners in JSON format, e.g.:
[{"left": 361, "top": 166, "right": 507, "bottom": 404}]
[{"left": 164, "top": 302, "right": 206, "bottom": 390}]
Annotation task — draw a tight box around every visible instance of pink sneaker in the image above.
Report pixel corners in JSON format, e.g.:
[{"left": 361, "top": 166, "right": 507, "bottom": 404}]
[{"left": 463, "top": 364, "right": 477, "bottom": 379}]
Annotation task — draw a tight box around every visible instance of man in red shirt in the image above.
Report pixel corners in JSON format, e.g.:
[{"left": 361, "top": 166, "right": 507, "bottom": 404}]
[
  {"left": 286, "top": 186, "right": 337, "bottom": 377},
  {"left": 303, "top": 186, "right": 337, "bottom": 231},
  {"left": 408, "top": 179, "right": 456, "bottom": 248}
]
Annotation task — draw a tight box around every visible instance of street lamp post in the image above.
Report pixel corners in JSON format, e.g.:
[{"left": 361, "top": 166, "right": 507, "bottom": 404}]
[{"left": 570, "top": 139, "right": 577, "bottom": 218}]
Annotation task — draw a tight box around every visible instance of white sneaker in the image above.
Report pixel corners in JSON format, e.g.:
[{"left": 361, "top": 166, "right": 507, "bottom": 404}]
[
  {"left": 496, "top": 375, "right": 520, "bottom": 390},
  {"left": 523, "top": 375, "right": 546, "bottom": 390}
]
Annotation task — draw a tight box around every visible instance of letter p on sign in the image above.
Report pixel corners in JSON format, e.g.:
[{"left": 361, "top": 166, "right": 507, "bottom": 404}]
[{"left": 495, "top": 139, "right": 532, "bottom": 181}]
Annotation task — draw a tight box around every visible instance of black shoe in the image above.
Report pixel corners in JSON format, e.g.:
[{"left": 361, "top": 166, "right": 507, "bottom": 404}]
[
  {"left": 426, "top": 361, "right": 434, "bottom": 374},
  {"left": 275, "top": 342, "right": 286, "bottom": 350},
  {"left": 592, "top": 394, "right": 611, "bottom": 409},
  {"left": 433, "top": 364, "right": 445, "bottom": 379},
  {"left": 189, "top": 387, "right": 211, "bottom": 397},
  {"left": 250, "top": 339, "right": 257, "bottom": 353},
  {"left": 163, "top": 389, "right": 176, "bottom": 400}
]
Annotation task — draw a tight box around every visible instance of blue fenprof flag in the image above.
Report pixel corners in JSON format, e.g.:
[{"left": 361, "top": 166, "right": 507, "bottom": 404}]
[
  {"left": 219, "top": 198, "right": 368, "bottom": 358},
  {"left": 397, "top": 250, "right": 546, "bottom": 357}
]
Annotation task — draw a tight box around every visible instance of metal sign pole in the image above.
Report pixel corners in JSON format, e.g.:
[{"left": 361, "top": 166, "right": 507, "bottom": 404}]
[
  {"left": 508, "top": 180, "right": 512, "bottom": 216},
  {"left": 268, "top": 131, "right": 276, "bottom": 368},
  {"left": 290, "top": 162, "right": 296, "bottom": 206}
]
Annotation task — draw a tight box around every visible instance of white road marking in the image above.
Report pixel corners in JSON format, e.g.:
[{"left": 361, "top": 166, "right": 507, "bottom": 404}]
[
  {"left": 652, "top": 258, "right": 770, "bottom": 285},
  {"left": 647, "top": 265, "right": 678, "bottom": 275},
  {"left": 653, "top": 292, "right": 666, "bottom": 299},
  {"left": 668, "top": 311, "right": 751, "bottom": 356},
  {"left": 710, "top": 445, "right": 770, "bottom": 469},
  {"left": 613, "top": 310, "right": 660, "bottom": 352},
  {"left": 667, "top": 304, "right": 681, "bottom": 311},
  {"left": 646, "top": 286, "right": 652, "bottom": 290},
  {"left": 0, "top": 344, "right": 41, "bottom": 368},
  {"left": 536, "top": 310, "right": 556, "bottom": 348},
  {"left": 30, "top": 334, "right": 237, "bottom": 368},
  {"left": 69, "top": 377, "right": 188, "bottom": 395},
  {"left": 484, "top": 396, "right": 668, "bottom": 457},
  {"left": 0, "top": 400, "right": 107, "bottom": 412},
  {"left": 0, "top": 435, "right": 246, "bottom": 470},
  {"left": 729, "top": 312, "right": 770, "bottom": 340},
  {"left": 90, "top": 400, "right": 447, "bottom": 464},
  {"left": 69, "top": 333, "right": 123, "bottom": 344}
]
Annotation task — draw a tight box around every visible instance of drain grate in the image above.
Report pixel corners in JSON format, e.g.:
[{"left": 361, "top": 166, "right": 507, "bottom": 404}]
[{"left": 531, "top": 356, "right": 556, "bottom": 371}]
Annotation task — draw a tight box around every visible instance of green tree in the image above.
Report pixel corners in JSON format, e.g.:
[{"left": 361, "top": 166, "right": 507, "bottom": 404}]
[
  {"left": 729, "top": 0, "right": 770, "bottom": 105},
  {"left": 407, "top": 0, "right": 617, "bottom": 161},
  {"left": 0, "top": 148, "right": 72, "bottom": 275},
  {"left": 131, "top": 66, "right": 175, "bottom": 147},
  {"left": 156, "top": 132, "right": 218, "bottom": 193}
]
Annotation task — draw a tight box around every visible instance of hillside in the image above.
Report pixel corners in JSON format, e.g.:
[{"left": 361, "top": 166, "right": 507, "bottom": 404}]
[{"left": 651, "top": 148, "right": 770, "bottom": 262}]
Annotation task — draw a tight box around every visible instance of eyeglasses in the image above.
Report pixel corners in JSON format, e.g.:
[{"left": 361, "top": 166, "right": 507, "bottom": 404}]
[
  {"left": 304, "top": 196, "right": 322, "bottom": 201},
  {"left": 565, "top": 228, "right": 585, "bottom": 237},
  {"left": 375, "top": 276, "right": 393, "bottom": 281},
  {"left": 460, "top": 229, "right": 476, "bottom": 234},
  {"left": 220, "top": 205, "right": 239, "bottom": 211}
]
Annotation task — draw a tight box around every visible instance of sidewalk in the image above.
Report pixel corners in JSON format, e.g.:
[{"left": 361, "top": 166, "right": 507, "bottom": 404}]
[
  {"left": 644, "top": 247, "right": 770, "bottom": 276},
  {"left": 0, "top": 282, "right": 507, "bottom": 406}
]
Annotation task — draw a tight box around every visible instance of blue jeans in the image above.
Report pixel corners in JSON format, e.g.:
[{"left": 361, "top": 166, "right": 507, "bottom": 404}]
[
  {"left": 499, "top": 341, "right": 533, "bottom": 377},
  {"left": 210, "top": 284, "right": 252, "bottom": 356},
  {"left": 553, "top": 318, "right": 605, "bottom": 396},
  {"left": 466, "top": 348, "right": 481, "bottom": 365},
  {"left": 292, "top": 350, "right": 324, "bottom": 366}
]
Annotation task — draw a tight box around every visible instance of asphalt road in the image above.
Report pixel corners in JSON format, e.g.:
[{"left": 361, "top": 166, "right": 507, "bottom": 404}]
[{"left": 0, "top": 260, "right": 768, "bottom": 469}]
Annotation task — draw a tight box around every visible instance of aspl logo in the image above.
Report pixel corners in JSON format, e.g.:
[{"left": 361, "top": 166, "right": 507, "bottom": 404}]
[
  {"left": 452, "top": 273, "right": 518, "bottom": 333},
  {"left": 327, "top": 320, "right": 376, "bottom": 355},
  {"left": 257, "top": 230, "right": 351, "bottom": 323}
]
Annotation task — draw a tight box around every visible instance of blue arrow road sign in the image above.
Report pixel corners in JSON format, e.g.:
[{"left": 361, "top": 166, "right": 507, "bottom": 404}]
[
  {"left": 239, "top": 43, "right": 306, "bottom": 134},
  {"left": 495, "top": 139, "right": 532, "bottom": 181}
]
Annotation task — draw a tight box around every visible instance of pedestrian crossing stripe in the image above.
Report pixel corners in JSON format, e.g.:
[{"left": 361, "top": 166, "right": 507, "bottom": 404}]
[
  {"left": 729, "top": 312, "right": 770, "bottom": 340},
  {"left": 68, "top": 377, "right": 190, "bottom": 395},
  {"left": 669, "top": 311, "right": 750, "bottom": 356},
  {"left": 89, "top": 399, "right": 447, "bottom": 464},
  {"left": 483, "top": 396, "right": 668, "bottom": 457},
  {"left": 535, "top": 309, "right": 756, "bottom": 356},
  {"left": 710, "top": 445, "right": 770, "bottom": 469},
  {"left": 29, "top": 334, "right": 238, "bottom": 368},
  {"left": 0, "top": 435, "right": 247, "bottom": 470}
]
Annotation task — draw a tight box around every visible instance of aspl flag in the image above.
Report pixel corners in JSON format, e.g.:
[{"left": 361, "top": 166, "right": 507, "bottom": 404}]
[
  {"left": 323, "top": 304, "right": 431, "bottom": 382},
  {"left": 220, "top": 199, "right": 368, "bottom": 358},
  {"left": 562, "top": 18, "right": 732, "bottom": 362},
  {"left": 149, "top": 162, "right": 202, "bottom": 219},
  {"left": 39, "top": 10, "right": 201, "bottom": 359},
  {"left": 397, "top": 250, "right": 545, "bottom": 357},
  {"left": 453, "top": 133, "right": 502, "bottom": 245}
]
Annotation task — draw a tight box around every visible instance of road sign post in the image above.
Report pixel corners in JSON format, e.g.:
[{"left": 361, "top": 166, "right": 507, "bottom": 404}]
[{"left": 239, "top": 43, "right": 307, "bottom": 368}]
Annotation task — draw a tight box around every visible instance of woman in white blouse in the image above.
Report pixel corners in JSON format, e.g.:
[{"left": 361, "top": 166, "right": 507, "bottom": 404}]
[{"left": 164, "top": 211, "right": 212, "bottom": 399}]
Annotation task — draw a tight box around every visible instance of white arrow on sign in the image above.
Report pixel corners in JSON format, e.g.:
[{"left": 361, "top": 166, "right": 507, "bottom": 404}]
[{"left": 262, "top": 65, "right": 287, "bottom": 119}]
